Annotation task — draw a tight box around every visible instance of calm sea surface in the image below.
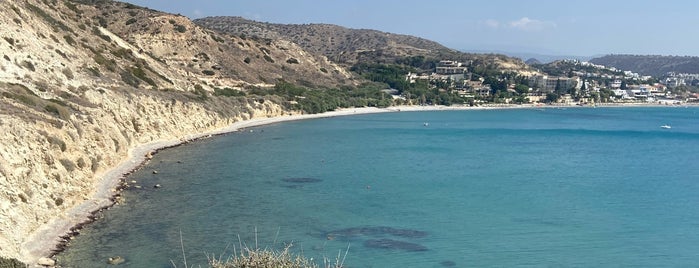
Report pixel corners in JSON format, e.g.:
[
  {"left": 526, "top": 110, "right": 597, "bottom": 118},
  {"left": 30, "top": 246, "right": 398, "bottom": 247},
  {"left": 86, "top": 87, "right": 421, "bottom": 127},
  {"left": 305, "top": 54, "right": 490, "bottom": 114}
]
[{"left": 57, "top": 107, "right": 699, "bottom": 267}]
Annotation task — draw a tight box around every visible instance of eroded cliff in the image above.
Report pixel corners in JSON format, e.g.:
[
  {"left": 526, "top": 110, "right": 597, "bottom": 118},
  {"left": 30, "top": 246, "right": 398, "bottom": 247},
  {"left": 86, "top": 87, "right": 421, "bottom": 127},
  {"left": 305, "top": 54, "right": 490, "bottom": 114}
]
[{"left": 0, "top": 0, "right": 342, "bottom": 263}]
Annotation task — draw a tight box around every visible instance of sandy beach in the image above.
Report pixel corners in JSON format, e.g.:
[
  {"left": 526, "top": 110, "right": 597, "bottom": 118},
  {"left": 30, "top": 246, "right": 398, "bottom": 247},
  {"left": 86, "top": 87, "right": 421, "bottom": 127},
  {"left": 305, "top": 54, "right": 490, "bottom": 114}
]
[
  {"left": 19, "top": 106, "right": 397, "bottom": 265},
  {"left": 18, "top": 102, "right": 691, "bottom": 265}
]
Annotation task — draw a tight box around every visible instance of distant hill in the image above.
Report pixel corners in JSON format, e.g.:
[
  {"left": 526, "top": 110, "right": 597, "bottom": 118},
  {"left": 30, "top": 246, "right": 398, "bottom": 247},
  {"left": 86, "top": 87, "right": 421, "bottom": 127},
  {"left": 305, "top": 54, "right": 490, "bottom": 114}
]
[
  {"left": 194, "top": 16, "right": 533, "bottom": 74},
  {"left": 464, "top": 49, "right": 593, "bottom": 64},
  {"left": 589, "top": 55, "right": 699, "bottom": 77}
]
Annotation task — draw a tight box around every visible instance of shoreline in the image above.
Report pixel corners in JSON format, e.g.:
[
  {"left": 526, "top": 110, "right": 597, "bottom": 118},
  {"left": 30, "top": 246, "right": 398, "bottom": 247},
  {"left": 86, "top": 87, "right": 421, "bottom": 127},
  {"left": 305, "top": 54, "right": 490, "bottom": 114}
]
[
  {"left": 19, "top": 106, "right": 394, "bottom": 265},
  {"left": 19, "top": 102, "right": 693, "bottom": 265}
]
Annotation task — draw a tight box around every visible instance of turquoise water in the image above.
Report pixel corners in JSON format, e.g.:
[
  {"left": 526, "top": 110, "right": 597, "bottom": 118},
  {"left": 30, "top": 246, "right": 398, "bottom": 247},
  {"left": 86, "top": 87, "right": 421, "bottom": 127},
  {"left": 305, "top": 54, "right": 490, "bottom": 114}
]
[{"left": 57, "top": 107, "right": 699, "bottom": 267}]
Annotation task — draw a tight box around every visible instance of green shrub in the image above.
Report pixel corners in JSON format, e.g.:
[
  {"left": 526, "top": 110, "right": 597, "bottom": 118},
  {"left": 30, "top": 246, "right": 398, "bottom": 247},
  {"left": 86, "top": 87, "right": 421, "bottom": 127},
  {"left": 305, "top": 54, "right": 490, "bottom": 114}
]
[
  {"left": 54, "top": 197, "right": 64, "bottom": 206},
  {"left": 174, "top": 24, "right": 186, "bottom": 33},
  {"left": 125, "top": 18, "right": 137, "bottom": 25},
  {"left": 193, "top": 84, "right": 208, "bottom": 100},
  {"left": 44, "top": 104, "right": 60, "bottom": 115},
  {"left": 0, "top": 256, "right": 25, "bottom": 268},
  {"left": 263, "top": 55, "right": 274, "bottom": 63},
  {"left": 55, "top": 49, "right": 67, "bottom": 59},
  {"left": 3, "top": 37, "right": 14, "bottom": 46},
  {"left": 64, "top": 1, "right": 82, "bottom": 14},
  {"left": 243, "top": 57, "right": 251, "bottom": 64},
  {"left": 110, "top": 48, "right": 132, "bottom": 59},
  {"left": 286, "top": 58, "right": 299, "bottom": 64},
  {"left": 213, "top": 87, "right": 246, "bottom": 97},
  {"left": 22, "top": 60, "right": 36, "bottom": 71},
  {"left": 26, "top": 3, "right": 72, "bottom": 33},
  {"left": 211, "top": 34, "right": 225, "bottom": 43},
  {"left": 47, "top": 135, "right": 67, "bottom": 152},
  {"left": 62, "top": 68, "right": 74, "bottom": 79},
  {"left": 63, "top": 35, "right": 76, "bottom": 46},
  {"left": 120, "top": 70, "right": 140, "bottom": 87},
  {"left": 86, "top": 67, "right": 101, "bottom": 77},
  {"left": 59, "top": 158, "right": 76, "bottom": 172},
  {"left": 202, "top": 70, "right": 215, "bottom": 76}
]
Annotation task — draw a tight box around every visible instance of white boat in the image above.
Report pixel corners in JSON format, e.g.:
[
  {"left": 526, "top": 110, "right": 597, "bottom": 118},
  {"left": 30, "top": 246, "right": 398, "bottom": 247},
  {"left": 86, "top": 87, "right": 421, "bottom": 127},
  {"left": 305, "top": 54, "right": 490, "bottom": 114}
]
[{"left": 660, "top": 125, "right": 672, "bottom": 129}]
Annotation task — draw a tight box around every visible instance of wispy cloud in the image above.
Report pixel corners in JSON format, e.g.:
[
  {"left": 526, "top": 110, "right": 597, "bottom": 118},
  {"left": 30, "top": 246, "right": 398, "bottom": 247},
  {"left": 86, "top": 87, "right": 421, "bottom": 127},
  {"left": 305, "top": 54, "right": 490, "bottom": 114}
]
[
  {"left": 483, "top": 19, "right": 500, "bottom": 29},
  {"left": 480, "top": 17, "right": 556, "bottom": 32},
  {"left": 508, "top": 17, "right": 556, "bottom": 31},
  {"left": 193, "top": 9, "right": 204, "bottom": 17}
]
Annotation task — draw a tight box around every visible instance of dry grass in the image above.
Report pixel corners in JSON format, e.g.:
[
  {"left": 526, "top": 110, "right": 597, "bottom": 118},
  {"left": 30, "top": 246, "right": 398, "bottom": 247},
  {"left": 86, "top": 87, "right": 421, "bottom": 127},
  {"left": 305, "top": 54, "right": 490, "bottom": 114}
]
[{"left": 172, "top": 230, "right": 348, "bottom": 268}]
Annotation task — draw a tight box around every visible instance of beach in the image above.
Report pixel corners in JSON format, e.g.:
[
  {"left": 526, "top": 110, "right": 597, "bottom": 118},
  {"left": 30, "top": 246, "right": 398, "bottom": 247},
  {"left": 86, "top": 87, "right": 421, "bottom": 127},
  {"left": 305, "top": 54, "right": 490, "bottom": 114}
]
[
  {"left": 20, "top": 106, "right": 397, "bottom": 264},
  {"left": 19, "top": 102, "right": 691, "bottom": 265}
]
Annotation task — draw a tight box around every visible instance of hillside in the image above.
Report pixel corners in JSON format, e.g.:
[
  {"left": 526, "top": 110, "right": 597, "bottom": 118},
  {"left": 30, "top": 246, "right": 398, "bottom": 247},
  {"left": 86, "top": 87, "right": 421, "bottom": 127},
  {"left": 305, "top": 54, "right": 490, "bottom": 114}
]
[
  {"left": 0, "top": 0, "right": 358, "bottom": 264},
  {"left": 590, "top": 54, "right": 699, "bottom": 77},
  {"left": 0, "top": 1, "right": 546, "bottom": 265},
  {"left": 194, "top": 16, "right": 534, "bottom": 75}
]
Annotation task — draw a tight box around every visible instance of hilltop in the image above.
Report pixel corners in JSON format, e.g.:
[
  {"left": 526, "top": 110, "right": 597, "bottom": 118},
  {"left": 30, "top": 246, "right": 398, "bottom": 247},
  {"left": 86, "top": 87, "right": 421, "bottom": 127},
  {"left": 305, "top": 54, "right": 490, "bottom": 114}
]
[
  {"left": 590, "top": 54, "right": 699, "bottom": 77},
  {"left": 194, "top": 16, "right": 533, "bottom": 74}
]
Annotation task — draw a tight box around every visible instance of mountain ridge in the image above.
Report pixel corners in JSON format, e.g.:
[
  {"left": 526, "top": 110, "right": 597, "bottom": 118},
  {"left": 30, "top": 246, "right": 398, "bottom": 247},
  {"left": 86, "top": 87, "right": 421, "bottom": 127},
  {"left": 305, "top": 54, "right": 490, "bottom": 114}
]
[
  {"left": 193, "top": 16, "right": 534, "bottom": 75},
  {"left": 590, "top": 54, "right": 699, "bottom": 77}
]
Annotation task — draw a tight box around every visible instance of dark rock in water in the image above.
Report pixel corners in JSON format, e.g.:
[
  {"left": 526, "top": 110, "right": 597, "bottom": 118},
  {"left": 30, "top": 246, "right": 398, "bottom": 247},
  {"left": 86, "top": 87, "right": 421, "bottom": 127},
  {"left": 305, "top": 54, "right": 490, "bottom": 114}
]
[
  {"left": 282, "top": 177, "right": 322, "bottom": 183},
  {"left": 326, "top": 226, "right": 427, "bottom": 239},
  {"left": 363, "top": 238, "right": 428, "bottom": 252},
  {"left": 440, "top": 260, "right": 456, "bottom": 267}
]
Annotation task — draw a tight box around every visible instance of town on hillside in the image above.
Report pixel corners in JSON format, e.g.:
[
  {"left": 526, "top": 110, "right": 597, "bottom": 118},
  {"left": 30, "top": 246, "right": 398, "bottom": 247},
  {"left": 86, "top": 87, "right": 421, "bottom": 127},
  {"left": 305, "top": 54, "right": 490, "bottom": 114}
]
[{"left": 400, "top": 59, "right": 697, "bottom": 106}]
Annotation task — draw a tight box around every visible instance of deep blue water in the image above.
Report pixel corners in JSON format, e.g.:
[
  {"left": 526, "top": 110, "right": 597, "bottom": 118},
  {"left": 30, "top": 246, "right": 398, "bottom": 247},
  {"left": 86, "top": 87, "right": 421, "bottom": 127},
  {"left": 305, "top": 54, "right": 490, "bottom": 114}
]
[{"left": 57, "top": 107, "right": 699, "bottom": 267}]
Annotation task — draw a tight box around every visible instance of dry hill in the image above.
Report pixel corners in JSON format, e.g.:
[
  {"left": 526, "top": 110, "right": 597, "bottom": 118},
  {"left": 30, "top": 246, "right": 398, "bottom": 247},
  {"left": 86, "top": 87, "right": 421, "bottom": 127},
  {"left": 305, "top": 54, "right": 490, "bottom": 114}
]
[
  {"left": 0, "top": 0, "right": 351, "bottom": 264},
  {"left": 194, "top": 16, "right": 534, "bottom": 75}
]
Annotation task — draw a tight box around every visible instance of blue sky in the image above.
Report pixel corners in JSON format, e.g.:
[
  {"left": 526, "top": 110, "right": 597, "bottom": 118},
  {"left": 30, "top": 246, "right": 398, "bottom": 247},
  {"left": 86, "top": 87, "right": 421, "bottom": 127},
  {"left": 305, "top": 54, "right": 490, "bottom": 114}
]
[{"left": 122, "top": 0, "right": 699, "bottom": 57}]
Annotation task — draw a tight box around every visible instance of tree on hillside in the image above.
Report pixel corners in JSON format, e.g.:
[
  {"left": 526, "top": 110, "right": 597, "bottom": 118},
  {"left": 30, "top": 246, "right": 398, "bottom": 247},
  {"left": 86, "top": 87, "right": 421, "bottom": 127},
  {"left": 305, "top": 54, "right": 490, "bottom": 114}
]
[
  {"left": 554, "top": 78, "right": 561, "bottom": 93},
  {"left": 546, "top": 92, "right": 559, "bottom": 103}
]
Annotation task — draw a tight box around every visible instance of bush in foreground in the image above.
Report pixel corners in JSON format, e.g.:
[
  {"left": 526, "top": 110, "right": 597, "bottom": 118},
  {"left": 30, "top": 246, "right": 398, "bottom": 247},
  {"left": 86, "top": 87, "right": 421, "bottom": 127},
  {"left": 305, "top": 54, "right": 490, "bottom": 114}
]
[{"left": 208, "top": 244, "right": 347, "bottom": 268}]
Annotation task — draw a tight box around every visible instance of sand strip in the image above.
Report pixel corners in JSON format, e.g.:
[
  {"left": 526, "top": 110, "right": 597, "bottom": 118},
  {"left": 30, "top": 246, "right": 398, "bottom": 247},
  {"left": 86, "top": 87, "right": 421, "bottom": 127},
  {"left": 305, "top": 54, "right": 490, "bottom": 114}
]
[
  {"left": 19, "top": 107, "right": 395, "bottom": 265},
  {"left": 19, "top": 102, "right": 690, "bottom": 264}
]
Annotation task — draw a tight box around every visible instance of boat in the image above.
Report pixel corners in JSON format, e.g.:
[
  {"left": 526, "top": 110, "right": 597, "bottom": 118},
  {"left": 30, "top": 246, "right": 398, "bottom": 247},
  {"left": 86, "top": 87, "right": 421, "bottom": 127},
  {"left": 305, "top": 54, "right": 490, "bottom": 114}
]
[{"left": 660, "top": 125, "right": 672, "bottom": 129}]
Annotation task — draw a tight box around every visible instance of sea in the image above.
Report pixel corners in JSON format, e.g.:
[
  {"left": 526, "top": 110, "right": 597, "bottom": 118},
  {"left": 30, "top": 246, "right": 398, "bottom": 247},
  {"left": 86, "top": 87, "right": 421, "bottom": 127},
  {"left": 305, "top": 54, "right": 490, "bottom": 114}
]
[{"left": 56, "top": 107, "right": 699, "bottom": 267}]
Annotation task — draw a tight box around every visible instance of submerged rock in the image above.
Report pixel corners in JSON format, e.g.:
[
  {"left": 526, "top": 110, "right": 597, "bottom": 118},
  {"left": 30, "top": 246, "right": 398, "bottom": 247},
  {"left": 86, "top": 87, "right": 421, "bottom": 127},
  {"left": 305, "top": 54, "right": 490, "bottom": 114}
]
[
  {"left": 363, "top": 238, "right": 428, "bottom": 252},
  {"left": 282, "top": 177, "right": 322, "bottom": 183},
  {"left": 326, "top": 226, "right": 427, "bottom": 239},
  {"left": 440, "top": 260, "right": 456, "bottom": 267}
]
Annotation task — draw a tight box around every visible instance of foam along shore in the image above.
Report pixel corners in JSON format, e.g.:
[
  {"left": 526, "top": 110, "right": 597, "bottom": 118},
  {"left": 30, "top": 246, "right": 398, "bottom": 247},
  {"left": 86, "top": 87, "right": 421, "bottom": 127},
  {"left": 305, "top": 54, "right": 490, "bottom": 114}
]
[{"left": 19, "top": 106, "right": 399, "bottom": 265}]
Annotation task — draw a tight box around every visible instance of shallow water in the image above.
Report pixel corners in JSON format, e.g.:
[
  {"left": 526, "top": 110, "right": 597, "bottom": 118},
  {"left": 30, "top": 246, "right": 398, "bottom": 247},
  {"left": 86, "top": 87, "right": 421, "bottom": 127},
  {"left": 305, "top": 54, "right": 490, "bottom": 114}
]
[{"left": 58, "top": 107, "right": 699, "bottom": 267}]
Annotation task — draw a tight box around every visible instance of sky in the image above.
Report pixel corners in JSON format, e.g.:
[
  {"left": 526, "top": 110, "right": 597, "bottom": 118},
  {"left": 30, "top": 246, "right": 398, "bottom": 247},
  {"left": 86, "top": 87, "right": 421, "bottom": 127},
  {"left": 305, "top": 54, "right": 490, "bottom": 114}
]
[{"left": 122, "top": 0, "right": 699, "bottom": 57}]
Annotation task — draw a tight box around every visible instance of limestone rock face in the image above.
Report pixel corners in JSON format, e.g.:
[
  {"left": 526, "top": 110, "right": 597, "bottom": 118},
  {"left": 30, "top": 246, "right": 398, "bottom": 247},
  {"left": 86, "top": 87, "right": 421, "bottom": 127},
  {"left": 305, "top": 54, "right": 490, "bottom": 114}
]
[{"left": 0, "top": 0, "right": 300, "bottom": 263}]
